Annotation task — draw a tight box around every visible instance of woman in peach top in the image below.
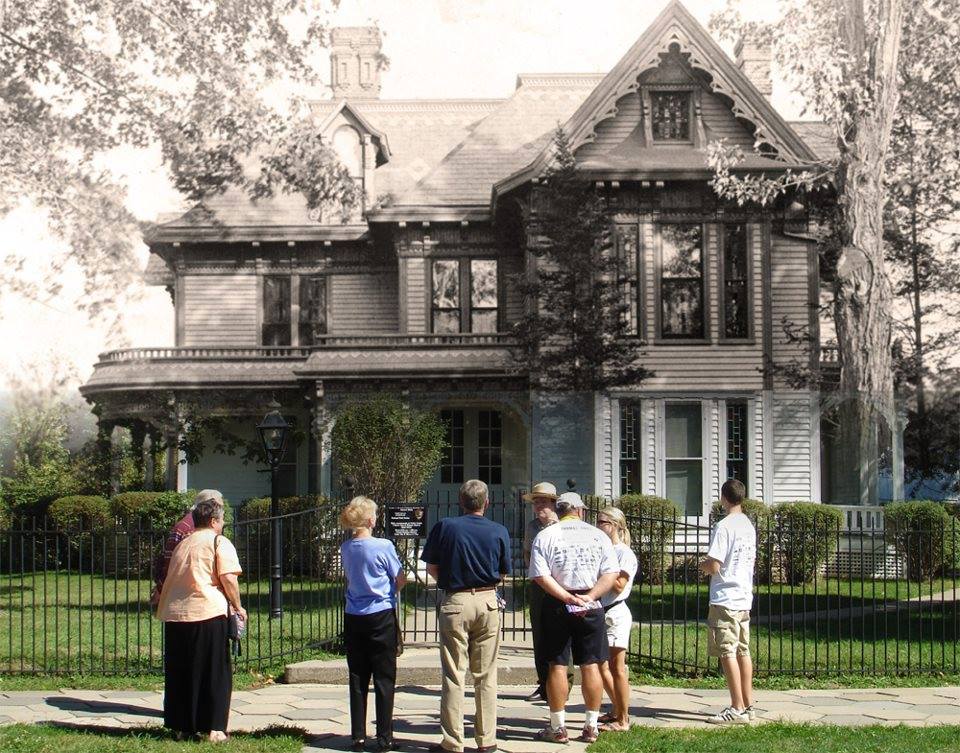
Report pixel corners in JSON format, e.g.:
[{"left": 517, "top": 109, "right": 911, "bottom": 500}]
[{"left": 156, "top": 489, "right": 246, "bottom": 742}]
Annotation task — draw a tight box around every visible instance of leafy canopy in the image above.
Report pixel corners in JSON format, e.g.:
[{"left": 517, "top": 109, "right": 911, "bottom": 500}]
[{"left": 1, "top": 0, "right": 364, "bottom": 332}]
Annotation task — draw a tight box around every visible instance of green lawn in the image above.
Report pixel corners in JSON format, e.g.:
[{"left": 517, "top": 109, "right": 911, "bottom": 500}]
[
  {"left": 627, "top": 578, "right": 956, "bottom": 623},
  {"left": 588, "top": 724, "right": 960, "bottom": 753},
  {"left": 631, "top": 606, "right": 960, "bottom": 677},
  {"left": 0, "top": 724, "right": 305, "bottom": 753},
  {"left": 0, "top": 573, "right": 343, "bottom": 675}
]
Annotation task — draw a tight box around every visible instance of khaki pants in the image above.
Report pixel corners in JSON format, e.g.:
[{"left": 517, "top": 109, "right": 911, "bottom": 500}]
[{"left": 438, "top": 590, "right": 501, "bottom": 751}]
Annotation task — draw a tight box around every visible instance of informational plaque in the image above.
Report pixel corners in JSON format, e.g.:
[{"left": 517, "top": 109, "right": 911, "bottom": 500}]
[{"left": 387, "top": 504, "right": 427, "bottom": 539}]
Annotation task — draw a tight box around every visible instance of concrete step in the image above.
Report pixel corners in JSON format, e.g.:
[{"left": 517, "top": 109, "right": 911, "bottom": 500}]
[{"left": 285, "top": 645, "right": 554, "bottom": 686}]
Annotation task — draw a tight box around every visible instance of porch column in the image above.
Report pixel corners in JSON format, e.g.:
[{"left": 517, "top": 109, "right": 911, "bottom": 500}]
[
  {"left": 309, "top": 380, "right": 331, "bottom": 497},
  {"left": 130, "top": 421, "right": 147, "bottom": 490},
  {"left": 164, "top": 430, "right": 179, "bottom": 491}
]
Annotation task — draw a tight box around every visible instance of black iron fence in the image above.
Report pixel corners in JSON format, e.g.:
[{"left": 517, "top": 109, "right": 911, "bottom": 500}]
[
  {"left": 615, "top": 511, "right": 960, "bottom": 677},
  {"left": 1, "top": 497, "right": 958, "bottom": 679},
  {"left": 0, "top": 505, "right": 344, "bottom": 675}
]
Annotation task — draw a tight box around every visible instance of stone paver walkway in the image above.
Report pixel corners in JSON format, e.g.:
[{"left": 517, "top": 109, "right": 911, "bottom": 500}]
[{"left": 3, "top": 684, "right": 960, "bottom": 752}]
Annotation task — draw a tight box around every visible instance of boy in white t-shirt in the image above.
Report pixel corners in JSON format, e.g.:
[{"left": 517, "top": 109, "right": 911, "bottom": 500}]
[{"left": 700, "top": 479, "right": 757, "bottom": 725}]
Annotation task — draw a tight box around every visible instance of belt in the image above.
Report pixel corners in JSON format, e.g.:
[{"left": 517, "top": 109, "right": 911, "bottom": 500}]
[
  {"left": 603, "top": 600, "right": 627, "bottom": 613},
  {"left": 447, "top": 585, "right": 498, "bottom": 594}
]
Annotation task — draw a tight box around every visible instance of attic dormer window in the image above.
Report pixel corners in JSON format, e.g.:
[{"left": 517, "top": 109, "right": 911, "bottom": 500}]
[{"left": 651, "top": 91, "right": 692, "bottom": 141}]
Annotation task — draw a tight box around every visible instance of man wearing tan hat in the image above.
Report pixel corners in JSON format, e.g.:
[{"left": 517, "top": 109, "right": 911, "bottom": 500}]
[{"left": 522, "top": 482, "right": 570, "bottom": 702}]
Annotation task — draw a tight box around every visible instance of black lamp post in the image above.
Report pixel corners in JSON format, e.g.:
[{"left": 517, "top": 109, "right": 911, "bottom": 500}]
[{"left": 257, "top": 401, "right": 289, "bottom": 619}]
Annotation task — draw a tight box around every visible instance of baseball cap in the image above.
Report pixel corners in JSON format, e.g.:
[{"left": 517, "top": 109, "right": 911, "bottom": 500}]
[{"left": 556, "top": 491, "right": 585, "bottom": 510}]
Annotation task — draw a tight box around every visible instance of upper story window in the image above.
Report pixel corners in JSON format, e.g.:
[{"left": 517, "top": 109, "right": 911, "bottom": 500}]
[
  {"left": 722, "top": 224, "right": 750, "bottom": 339},
  {"left": 262, "top": 275, "right": 327, "bottom": 347},
  {"left": 659, "top": 223, "right": 704, "bottom": 339},
  {"left": 651, "top": 91, "right": 692, "bottom": 142},
  {"left": 299, "top": 276, "right": 328, "bottom": 346},
  {"left": 263, "top": 276, "right": 291, "bottom": 346},
  {"left": 614, "top": 225, "right": 639, "bottom": 335},
  {"left": 332, "top": 125, "right": 362, "bottom": 178},
  {"left": 431, "top": 259, "right": 499, "bottom": 334}
]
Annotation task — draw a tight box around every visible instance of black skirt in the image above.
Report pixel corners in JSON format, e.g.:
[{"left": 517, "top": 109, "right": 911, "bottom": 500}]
[{"left": 164, "top": 616, "right": 232, "bottom": 734}]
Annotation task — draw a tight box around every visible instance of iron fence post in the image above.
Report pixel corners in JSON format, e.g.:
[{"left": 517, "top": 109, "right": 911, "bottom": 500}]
[{"left": 270, "top": 463, "right": 283, "bottom": 619}]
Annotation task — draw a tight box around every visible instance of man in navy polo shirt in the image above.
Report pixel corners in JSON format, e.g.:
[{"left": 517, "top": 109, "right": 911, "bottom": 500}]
[{"left": 421, "top": 479, "right": 511, "bottom": 753}]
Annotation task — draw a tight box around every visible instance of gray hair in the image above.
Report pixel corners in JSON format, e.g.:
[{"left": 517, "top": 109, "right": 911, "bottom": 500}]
[
  {"left": 192, "top": 489, "right": 225, "bottom": 528},
  {"left": 459, "top": 479, "right": 488, "bottom": 512}
]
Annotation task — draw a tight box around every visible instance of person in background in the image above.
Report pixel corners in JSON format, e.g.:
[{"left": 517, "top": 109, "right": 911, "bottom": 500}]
[
  {"left": 521, "top": 481, "right": 572, "bottom": 703},
  {"left": 150, "top": 503, "right": 195, "bottom": 608},
  {"left": 700, "top": 479, "right": 757, "bottom": 725},
  {"left": 156, "top": 489, "right": 245, "bottom": 743},
  {"left": 595, "top": 506, "right": 638, "bottom": 731},
  {"left": 340, "top": 496, "right": 406, "bottom": 753},
  {"left": 529, "top": 491, "right": 619, "bottom": 744},
  {"left": 421, "top": 479, "right": 511, "bottom": 753}
]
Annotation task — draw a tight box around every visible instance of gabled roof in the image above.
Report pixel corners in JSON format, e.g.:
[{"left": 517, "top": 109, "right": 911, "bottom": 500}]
[
  {"left": 317, "top": 99, "right": 392, "bottom": 165},
  {"left": 492, "top": 0, "right": 820, "bottom": 202}
]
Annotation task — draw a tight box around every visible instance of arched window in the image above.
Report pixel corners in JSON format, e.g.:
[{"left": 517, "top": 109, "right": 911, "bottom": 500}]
[{"left": 332, "top": 125, "right": 362, "bottom": 177}]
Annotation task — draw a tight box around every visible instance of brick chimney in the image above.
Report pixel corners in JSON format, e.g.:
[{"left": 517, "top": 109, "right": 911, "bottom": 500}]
[
  {"left": 330, "top": 27, "right": 382, "bottom": 100},
  {"left": 734, "top": 36, "right": 772, "bottom": 98}
]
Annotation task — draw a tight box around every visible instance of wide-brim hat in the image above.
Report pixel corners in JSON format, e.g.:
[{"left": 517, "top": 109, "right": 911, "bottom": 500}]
[{"left": 522, "top": 481, "right": 559, "bottom": 502}]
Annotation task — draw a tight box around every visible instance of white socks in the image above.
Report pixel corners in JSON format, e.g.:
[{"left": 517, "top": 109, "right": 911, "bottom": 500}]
[
  {"left": 585, "top": 710, "right": 600, "bottom": 729},
  {"left": 549, "top": 710, "right": 566, "bottom": 730}
]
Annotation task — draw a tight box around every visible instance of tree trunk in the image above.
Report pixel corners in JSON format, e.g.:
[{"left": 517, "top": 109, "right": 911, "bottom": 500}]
[{"left": 832, "top": 0, "right": 903, "bottom": 504}]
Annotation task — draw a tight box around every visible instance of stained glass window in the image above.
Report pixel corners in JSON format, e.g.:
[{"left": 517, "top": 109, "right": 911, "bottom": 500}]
[
  {"left": 726, "top": 401, "right": 748, "bottom": 492},
  {"left": 652, "top": 91, "right": 691, "bottom": 141},
  {"left": 619, "top": 403, "right": 642, "bottom": 494},
  {"left": 432, "top": 259, "right": 499, "bottom": 334},
  {"left": 723, "top": 224, "right": 749, "bottom": 338},
  {"left": 615, "top": 225, "right": 639, "bottom": 334},
  {"left": 660, "top": 224, "right": 704, "bottom": 338}
]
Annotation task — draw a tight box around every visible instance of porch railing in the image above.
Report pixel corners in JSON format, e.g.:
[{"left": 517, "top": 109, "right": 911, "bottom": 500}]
[{"left": 97, "top": 334, "right": 515, "bottom": 363}]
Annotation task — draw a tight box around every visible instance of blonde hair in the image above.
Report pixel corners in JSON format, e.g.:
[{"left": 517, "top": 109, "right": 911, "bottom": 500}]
[
  {"left": 598, "top": 506, "right": 631, "bottom": 547},
  {"left": 340, "top": 496, "right": 377, "bottom": 530}
]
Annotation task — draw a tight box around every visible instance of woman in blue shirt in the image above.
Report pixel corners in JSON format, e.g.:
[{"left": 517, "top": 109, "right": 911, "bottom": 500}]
[{"left": 340, "top": 496, "right": 406, "bottom": 752}]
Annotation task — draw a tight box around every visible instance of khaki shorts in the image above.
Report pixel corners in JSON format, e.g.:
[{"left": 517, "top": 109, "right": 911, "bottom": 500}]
[{"left": 707, "top": 604, "right": 750, "bottom": 658}]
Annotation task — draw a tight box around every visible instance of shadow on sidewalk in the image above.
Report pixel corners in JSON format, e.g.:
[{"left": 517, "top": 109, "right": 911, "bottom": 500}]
[
  {"left": 46, "top": 697, "right": 163, "bottom": 718},
  {"left": 44, "top": 720, "right": 308, "bottom": 741}
]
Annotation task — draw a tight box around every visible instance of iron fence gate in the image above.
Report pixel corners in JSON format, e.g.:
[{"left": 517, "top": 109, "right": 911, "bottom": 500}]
[{"left": 395, "top": 489, "right": 532, "bottom": 644}]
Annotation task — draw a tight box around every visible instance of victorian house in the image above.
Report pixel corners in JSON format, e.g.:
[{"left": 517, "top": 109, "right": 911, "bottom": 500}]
[{"left": 82, "top": 1, "right": 885, "bottom": 520}]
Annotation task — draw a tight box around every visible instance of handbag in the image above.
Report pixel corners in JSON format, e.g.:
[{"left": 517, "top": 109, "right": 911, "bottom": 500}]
[{"left": 214, "top": 535, "right": 244, "bottom": 656}]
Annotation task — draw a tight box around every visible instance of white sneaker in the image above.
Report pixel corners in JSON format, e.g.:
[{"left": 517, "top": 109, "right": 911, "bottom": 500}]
[
  {"left": 707, "top": 706, "right": 749, "bottom": 725},
  {"left": 743, "top": 704, "right": 756, "bottom": 721}
]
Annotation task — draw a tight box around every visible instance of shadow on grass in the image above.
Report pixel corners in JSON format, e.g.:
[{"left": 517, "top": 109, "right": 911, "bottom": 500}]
[{"left": 44, "top": 721, "right": 307, "bottom": 741}]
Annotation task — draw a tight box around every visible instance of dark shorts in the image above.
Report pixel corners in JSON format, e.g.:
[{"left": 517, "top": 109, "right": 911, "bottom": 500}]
[{"left": 539, "top": 594, "right": 609, "bottom": 667}]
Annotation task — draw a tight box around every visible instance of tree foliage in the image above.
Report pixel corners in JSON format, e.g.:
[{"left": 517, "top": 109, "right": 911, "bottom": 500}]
[
  {"left": 1, "top": 0, "right": 364, "bottom": 332},
  {"left": 330, "top": 396, "right": 446, "bottom": 504},
  {"left": 514, "top": 128, "right": 651, "bottom": 392},
  {"left": 709, "top": 0, "right": 912, "bottom": 422}
]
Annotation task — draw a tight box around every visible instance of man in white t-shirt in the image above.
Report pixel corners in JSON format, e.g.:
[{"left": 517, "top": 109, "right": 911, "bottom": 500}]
[
  {"left": 700, "top": 478, "right": 757, "bottom": 725},
  {"left": 528, "top": 492, "right": 619, "bottom": 744}
]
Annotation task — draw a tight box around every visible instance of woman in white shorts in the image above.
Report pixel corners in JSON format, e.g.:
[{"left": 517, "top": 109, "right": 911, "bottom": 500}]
[{"left": 596, "top": 506, "right": 638, "bottom": 731}]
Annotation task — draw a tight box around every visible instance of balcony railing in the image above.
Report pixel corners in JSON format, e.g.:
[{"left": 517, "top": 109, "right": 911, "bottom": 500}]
[{"left": 97, "top": 334, "right": 515, "bottom": 363}]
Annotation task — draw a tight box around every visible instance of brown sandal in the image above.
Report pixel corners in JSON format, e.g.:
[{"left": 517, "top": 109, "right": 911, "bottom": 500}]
[{"left": 597, "top": 712, "right": 617, "bottom": 725}]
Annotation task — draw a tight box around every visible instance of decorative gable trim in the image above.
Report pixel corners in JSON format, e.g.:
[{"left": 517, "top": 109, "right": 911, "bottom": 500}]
[
  {"left": 317, "top": 99, "right": 392, "bottom": 165},
  {"left": 493, "top": 0, "right": 818, "bottom": 203}
]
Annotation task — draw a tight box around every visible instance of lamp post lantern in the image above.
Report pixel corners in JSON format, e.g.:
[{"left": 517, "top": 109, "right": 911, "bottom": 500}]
[{"left": 257, "top": 402, "right": 289, "bottom": 619}]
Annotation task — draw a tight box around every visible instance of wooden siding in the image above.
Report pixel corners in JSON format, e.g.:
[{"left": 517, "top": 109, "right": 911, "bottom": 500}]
[
  {"left": 752, "top": 394, "right": 766, "bottom": 501},
  {"left": 329, "top": 272, "right": 399, "bottom": 333},
  {"left": 576, "top": 91, "right": 642, "bottom": 159},
  {"left": 770, "top": 234, "right": 814, "bottom": 387},
  {"left": 405, "top": 257, "right": 427, "bottom": 333},
  {"left": 182, "top": 274, "right": 258, "bottom": 346},
  {"left": 502, "top": 252, "right": 525, "bottom": 327},
  {"left": 701, "top": 91, "right": 755, "bottom": 146},
  {"left": 771, "top": 392, "right": 815, "bottom": 501}
]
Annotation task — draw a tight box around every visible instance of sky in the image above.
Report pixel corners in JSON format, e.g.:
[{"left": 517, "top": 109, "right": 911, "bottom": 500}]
[{"left": 0, "top": 0, "right": 808, "bottom": 394}]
